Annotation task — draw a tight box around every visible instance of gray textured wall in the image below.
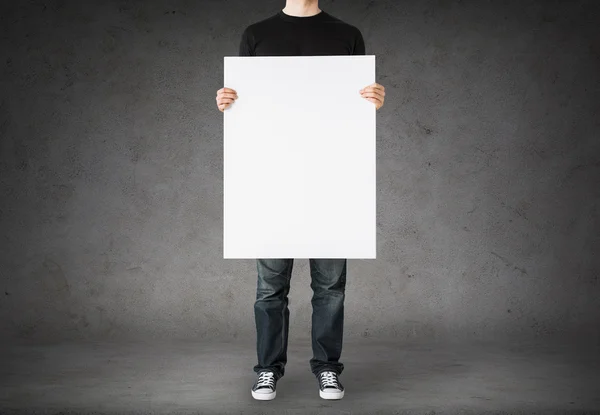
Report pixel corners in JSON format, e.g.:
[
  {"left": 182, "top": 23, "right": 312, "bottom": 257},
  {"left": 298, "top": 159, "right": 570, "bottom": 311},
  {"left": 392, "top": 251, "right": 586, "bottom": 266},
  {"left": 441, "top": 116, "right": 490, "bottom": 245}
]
[{"left": 1, "top": 0, "right": 598, "bottom": 344}]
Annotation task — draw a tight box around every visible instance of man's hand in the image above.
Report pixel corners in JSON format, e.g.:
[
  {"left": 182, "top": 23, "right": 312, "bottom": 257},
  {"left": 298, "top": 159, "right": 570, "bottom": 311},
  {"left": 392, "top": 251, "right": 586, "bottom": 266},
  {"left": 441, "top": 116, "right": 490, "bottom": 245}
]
[
  {"left": 216, "top": 87, "right": 238, "bottom": 112},
  {"left": 360, "top": 83, "right": 385, "bottom": 110}
]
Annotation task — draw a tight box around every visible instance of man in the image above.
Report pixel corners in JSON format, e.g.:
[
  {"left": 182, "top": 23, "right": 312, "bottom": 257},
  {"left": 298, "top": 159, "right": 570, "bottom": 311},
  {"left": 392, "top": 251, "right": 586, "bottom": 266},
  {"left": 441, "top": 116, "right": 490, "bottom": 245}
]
[{"left": 215, "top": 0, "right": 385, "bottom": 401}]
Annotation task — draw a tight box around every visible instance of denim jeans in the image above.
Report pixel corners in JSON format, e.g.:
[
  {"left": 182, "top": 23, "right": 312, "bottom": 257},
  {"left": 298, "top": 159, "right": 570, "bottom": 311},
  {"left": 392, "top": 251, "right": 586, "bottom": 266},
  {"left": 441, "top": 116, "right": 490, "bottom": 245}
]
[{"left": 253, "top": 258, "right": 347, "bottom": 379}]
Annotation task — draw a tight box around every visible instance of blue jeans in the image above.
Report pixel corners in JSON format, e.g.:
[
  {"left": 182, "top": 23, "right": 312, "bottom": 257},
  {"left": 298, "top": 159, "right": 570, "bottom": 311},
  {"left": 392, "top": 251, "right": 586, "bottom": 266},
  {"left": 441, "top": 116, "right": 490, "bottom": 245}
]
[{"left": 253, "top": 258, "right": 347, "bottom": 379}]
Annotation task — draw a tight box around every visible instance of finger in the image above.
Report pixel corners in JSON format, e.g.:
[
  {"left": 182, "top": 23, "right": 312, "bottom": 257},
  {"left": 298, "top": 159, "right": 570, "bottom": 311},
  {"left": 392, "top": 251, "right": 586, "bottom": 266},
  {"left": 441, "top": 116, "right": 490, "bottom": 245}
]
[
  {"left": 360, "top": 92, "right": 384, "bottom": 100},
  {"left": 360, "top": 84, "right": 385, "bottom": 93},
  {"left": 217, "top": 92, "right": 238, "bottom": 99},
  {"left": 363, "top": 96, "right": 382, "bottom": 105},
  {"left": 361, "top": 87, "right": 385, "bottom": 96},
  {"left": 218, "top": 87, "right": 237, "bottom": 94},
  {"left": 219, "top": 103, "right": 231, "bottom": 111},
  {"left": 217, "top": 99, "right": 235, "bottom": 107},
  {"left": 217, "top": 90, "right": 238, "bottom": 96},
  {"left": 216, "top": 93, "right": 237, "bottom": 100}
]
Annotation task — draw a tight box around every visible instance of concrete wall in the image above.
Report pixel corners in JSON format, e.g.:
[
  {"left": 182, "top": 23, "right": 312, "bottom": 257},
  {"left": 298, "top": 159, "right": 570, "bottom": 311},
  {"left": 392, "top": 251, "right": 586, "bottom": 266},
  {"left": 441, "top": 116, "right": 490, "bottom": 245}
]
[{"left": 1, "top": 0, "right": 598, "bottom": 343}]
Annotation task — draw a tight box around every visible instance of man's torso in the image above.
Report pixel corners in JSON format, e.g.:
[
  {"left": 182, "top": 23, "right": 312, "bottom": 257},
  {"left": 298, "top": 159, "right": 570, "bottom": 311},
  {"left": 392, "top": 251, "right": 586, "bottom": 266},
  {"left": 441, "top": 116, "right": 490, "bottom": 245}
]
[{"left": 239, "top": 10, "right": 365, "bottom": 57}]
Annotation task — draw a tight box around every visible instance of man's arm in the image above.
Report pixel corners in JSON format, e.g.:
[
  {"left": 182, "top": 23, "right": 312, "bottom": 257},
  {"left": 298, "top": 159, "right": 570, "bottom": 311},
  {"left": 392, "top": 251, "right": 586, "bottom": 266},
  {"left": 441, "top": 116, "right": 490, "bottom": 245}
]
[
  {"left": 239, "top": 27, "right": 254, "bottom": 57},
  {"left": 355, "top": 29, "right": 385, "bottom": 109},
  {"left": 353, "top": 28, "right": 366, "bottom": 55},
  {"left": 217, "top": 27, "right": 250, "bottom": 111}
]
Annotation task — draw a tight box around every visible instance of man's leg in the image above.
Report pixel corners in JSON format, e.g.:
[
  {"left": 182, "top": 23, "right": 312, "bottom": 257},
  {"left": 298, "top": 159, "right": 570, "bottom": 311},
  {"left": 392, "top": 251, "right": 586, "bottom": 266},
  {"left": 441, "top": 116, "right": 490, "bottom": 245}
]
[
  {"left": 308, "top": 258, "right": 347, "bottom": 376},
  {"left": 253, "top": 258, "right": 294, "bottom": 380}
]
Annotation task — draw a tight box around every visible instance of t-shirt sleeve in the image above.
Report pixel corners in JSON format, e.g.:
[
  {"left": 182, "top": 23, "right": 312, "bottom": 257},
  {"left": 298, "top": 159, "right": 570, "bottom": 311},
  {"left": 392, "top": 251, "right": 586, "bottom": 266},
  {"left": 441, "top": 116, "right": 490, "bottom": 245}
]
[
  {"left": 239, "top": 27, "right": 254, "bottom": 56},
  {"left": 352, "top": 28, "right": 366, "bottom": 55}
]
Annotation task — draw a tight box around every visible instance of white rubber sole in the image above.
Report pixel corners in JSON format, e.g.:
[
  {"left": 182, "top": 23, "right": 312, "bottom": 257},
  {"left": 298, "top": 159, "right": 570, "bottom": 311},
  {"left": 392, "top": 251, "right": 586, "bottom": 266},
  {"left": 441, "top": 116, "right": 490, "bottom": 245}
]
[
  {"left": 251, "top": 389, "right": 276, "bottom": 400},
  {"left": 320, "top": 389, "right": 344, "bottom": 400}
]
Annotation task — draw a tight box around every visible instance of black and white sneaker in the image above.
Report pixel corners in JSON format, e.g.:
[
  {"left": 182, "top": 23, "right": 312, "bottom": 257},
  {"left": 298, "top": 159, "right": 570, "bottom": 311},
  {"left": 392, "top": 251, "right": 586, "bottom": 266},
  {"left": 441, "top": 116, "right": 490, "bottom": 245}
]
[
  {"left": 317, "top": 370, "right": 344, "bottom": 400},
  {"left": 251, "top": 370, "right": 277, "bottom": 400}
]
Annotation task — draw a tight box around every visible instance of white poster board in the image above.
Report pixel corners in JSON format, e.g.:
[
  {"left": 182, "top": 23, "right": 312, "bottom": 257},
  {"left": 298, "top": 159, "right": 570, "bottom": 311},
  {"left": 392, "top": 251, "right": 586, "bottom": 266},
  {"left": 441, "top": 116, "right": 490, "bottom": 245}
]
[{"left": 223, "top": 55, "right": 376, "bottom": 259}]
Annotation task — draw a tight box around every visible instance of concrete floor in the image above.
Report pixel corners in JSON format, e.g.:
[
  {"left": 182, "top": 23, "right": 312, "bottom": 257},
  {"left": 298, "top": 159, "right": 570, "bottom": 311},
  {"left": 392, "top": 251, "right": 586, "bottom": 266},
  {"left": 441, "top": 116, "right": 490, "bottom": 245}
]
[{"left": 0, "top": 337, "right": 598, "bottom": 415}]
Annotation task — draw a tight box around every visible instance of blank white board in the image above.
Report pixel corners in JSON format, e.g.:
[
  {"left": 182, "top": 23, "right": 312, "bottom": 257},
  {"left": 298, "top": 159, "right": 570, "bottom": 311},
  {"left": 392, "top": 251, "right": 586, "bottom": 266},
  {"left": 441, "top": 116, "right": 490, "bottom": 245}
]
[{"left": 223, "top": 55, "right": 376, "bottom": 259}]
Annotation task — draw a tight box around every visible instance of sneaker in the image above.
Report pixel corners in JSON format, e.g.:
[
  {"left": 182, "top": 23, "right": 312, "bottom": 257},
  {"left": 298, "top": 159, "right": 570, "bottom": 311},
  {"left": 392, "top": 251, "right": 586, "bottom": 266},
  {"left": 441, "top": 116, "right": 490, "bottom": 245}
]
[
  {"left": 317, "top": 370, "right": 344, "bottom": 400},
  {"left": 251, "top": 370, "right": 277, "bottom": 400}
]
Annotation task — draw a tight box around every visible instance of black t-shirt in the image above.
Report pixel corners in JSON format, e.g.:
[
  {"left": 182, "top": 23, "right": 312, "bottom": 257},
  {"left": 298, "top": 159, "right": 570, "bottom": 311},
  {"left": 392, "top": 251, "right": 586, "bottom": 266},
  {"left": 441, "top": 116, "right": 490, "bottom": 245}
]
[{"left": 239, "top": 10, "right": 365, "bottom": 57}]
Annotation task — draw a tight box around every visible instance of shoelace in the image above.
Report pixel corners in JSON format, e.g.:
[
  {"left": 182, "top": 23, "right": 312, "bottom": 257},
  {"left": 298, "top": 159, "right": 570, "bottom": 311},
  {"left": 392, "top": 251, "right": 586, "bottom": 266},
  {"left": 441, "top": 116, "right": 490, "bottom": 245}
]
[
  {"left": 319, "top": 371, "right": 339, "bottom": 388},
  {"left": 256, "top": 371, "right": 275, "bottom": 388}
]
